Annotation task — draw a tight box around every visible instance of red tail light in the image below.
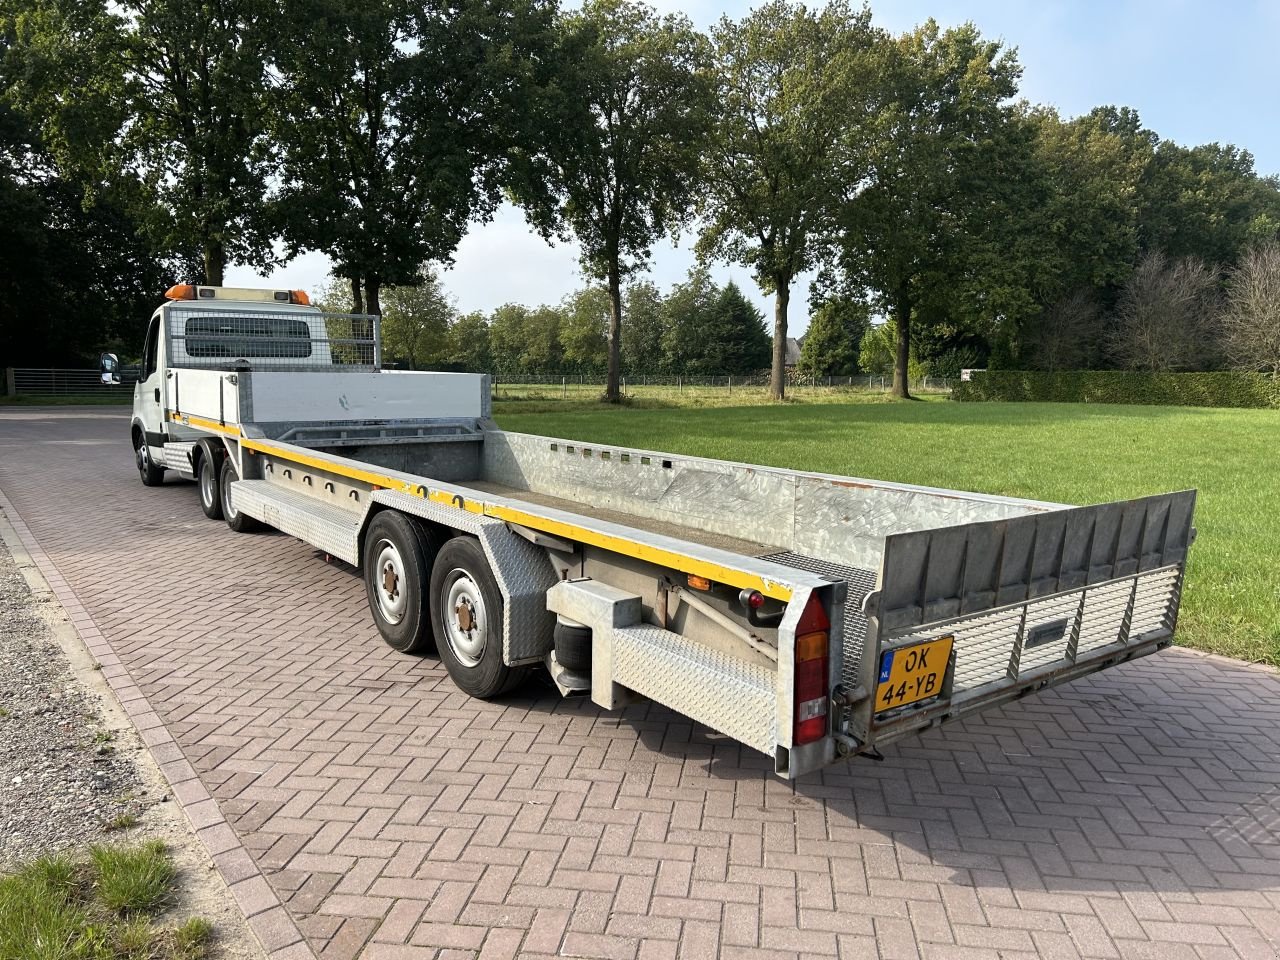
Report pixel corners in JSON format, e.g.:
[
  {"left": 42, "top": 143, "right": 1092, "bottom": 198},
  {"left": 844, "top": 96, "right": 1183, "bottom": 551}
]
[{"left": 794, "top": 593, "right": 830, "bottom": 745}]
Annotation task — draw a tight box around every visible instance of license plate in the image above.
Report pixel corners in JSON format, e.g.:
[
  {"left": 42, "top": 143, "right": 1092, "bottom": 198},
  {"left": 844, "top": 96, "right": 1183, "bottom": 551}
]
[{"left": 876, "top": 634, "right": 953, "bottom": 713}]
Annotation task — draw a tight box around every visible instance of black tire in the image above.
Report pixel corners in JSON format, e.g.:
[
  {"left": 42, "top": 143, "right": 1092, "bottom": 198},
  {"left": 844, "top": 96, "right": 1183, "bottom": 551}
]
[
  {"left": 363, "top": 511, "right": 435, "bottom": 654},
  {"left": 134, "top": 429, "right": 164, "bottom": 487},
  {"left": 430, "top": 536, "right": 524, "bottom": 698},
  {"left": 219, "top": 457, "right": 263, "bottom": 533},
  {"left": 198, "top": 453, "right": 223, "bottom": 520}
]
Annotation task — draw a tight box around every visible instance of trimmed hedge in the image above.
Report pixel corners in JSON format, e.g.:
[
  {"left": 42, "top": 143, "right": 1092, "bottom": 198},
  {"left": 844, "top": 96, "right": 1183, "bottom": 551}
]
[{"left": 952, "top": 370, "right": 1280, "bottom": 409}]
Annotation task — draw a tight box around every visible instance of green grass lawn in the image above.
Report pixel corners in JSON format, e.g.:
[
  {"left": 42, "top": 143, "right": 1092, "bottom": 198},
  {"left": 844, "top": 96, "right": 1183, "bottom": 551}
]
[{"left": 495, "top": 396, "right": 1280, "bottom": 667}]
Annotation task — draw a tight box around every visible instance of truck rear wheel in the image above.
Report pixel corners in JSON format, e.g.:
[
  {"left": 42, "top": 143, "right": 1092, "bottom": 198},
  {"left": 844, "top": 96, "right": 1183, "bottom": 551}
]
[
  {"left": 363, "top": 511, "right": 435, "bottom": 654},
  {"left": 198, "top": 454, "right": 223, "bottom": 520},
  {"left": 219, "top": 457, "right": 262, "bottom": 533},
  {"left": 134, "top": 429, "right": 164, "bottom": 487},
  {"left": 430, "top": 536, "right": 524, "bottom": 699}
]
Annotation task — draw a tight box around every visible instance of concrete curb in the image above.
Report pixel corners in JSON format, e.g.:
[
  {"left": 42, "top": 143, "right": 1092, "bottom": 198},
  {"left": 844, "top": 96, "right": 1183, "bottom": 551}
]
[{"left": 0, "top": 485, "right": 317, "bottom": 960}]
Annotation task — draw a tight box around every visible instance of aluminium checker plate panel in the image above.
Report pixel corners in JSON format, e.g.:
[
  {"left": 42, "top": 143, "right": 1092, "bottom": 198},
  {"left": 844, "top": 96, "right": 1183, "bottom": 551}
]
[
  {"left": 610, "top": 623, "right": 777, "bottom": 757},
  {"left": 231, "top": 480, "right": 363, "bottom": 564},
  {"left": 371, "top": 491, "right": 558, "bottom": 666}
]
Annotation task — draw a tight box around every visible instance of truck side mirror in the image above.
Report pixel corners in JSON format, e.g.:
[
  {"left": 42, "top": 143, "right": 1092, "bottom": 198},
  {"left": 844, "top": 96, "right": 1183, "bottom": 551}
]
[{"left": 99, "top": 352, "right": 121, "bottom": 385}]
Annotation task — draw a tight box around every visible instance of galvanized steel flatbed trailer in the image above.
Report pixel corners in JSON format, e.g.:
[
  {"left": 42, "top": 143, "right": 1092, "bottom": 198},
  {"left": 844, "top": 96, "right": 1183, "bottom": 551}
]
[{"left": 119, "top": 288, "right": 1197, "bottom": 779}]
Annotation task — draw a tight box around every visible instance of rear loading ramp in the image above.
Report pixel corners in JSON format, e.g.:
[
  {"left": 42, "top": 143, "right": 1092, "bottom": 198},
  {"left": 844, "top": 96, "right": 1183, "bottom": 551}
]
[{"left": 841, "top": 489, "right": 1196, "bottom": 752}]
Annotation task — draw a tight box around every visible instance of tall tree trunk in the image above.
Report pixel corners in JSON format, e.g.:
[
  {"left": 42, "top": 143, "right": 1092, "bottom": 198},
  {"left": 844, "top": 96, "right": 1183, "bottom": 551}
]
[
  {"left": 203, "top": 241, "right": 225, "bottom": 286},
  {"left": 892, "top": 292, "right": 912, "bottom": 400},
  {"left": 770, "top": 276, "right": 790, "bottom": 401},
  {"left": 605, "top": 262, "right": 623, "bottom": 404},
  {"left": 350, "top": 277, "right": 364, "bottom": 315}
]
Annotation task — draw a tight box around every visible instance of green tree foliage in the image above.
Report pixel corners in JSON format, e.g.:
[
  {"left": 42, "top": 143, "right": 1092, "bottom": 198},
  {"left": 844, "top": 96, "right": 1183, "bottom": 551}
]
[
  {"left": 516, "top": 0, "right": 712, "bottom": 402},
  {"left": 271, "top": 0, "right": 557, "bottom": 315},
  {"left": 559, "top": 287, "right": 610, "bottom": 373},
  {"left": 380, "top": 270, "right": 455, "bottom": 369},
  {"left": 858, "top": 323, "right": 894, "bottom": 377},
  {"left": 0, "top": 103, "right": 170, "bottom": 367},
  {"left": 699, "top": 0, "right": 883, "bottom": 399},
  {"left": 443, "top": 311, "right": 492, "bottom": 373},
  {"left": 5, "top": 0, "right": 273, "bottom": 284},
  {"left": 836, "top": 20, "right": 1021, "bottom": 399},
  {"left": 659, "top": 266, "right": 721, "bottom": 374},
  {"left": 1141, "top": 142, "right": 1280, "bottom": 267},
  {"left": 798, "top": 298, "right": 869, "bottom": 376},
  {"left": 489, "top": 303, "right": 564, "bottom": 373},
  {"left": 621, "top": 280, "right": 665, "bottom": 374}
]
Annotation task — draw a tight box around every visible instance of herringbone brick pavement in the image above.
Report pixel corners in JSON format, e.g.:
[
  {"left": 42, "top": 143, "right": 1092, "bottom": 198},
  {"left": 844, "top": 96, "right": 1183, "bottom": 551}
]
[{"left": 0, "top": 407, "right": 1277, "bottom": 960}]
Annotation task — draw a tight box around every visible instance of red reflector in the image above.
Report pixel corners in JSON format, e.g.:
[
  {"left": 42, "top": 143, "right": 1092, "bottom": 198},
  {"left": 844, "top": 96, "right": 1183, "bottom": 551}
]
[
  {"left": 747, "top": 590, "right": 764, "bottom": 609},
  {"left": 796, "top": 593, "right": 829, "bottom": 634},
  {"left": 795, "top": 714, "right": 827, "bottom": 744},
  {"left": 795, "top": 654, "right": 829, "bottom": 744},
  {"left": 795, "top": 656, "right": 826, "bottom": 698}
]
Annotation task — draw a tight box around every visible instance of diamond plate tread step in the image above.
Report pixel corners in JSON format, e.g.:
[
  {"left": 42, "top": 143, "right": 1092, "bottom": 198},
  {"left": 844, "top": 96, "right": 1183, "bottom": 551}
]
[
  {"left": 155, "top": 442, "right": 196, "bottom": 473},
  {"left": 611, "top": 623, "right": 776, "bottom": 757},
  {"left": 230, "top": 480, "right": 363, "bottom": 565}
]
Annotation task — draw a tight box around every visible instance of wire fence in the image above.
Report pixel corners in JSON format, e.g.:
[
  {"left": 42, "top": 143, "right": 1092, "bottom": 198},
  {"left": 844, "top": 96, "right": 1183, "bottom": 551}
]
[
  {"left": 4, "top": 367, "right": 140, "bottom": 397},
  {"left": 5, "top": 365, "right": 952, "bottom": 400},
  {"left": 490, "top": 372, "right": 954, "bottom": 399}
]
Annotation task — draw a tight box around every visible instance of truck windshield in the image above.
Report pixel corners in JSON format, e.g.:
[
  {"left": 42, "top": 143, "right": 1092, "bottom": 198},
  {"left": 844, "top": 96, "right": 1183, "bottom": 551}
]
[{"left": 183, "top": 315, "right": 313, "bottom": 359}]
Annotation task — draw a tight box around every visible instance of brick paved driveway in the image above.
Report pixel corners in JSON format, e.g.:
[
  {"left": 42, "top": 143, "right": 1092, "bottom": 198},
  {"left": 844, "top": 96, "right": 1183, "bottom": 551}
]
[{"left": 1, "top": 406, "right": 1278, "bottom": 960}]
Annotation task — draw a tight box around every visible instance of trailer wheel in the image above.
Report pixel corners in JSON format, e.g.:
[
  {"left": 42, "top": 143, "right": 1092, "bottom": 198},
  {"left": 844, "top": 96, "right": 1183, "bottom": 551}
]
[
  {"left": 363, "top": 511, "right": 434, "bottom": 654},
  {"left": 134, "top": 429, "right": 164, "bottom": 487},
  {"left": 198, "top": 454, "right": 223, "bottom": 520},
  {"left": 220, "top": 457, "right": 262, "bottom": 533},
  {"left": 430, "top": 536, "right": 524, "bottom": 699}
]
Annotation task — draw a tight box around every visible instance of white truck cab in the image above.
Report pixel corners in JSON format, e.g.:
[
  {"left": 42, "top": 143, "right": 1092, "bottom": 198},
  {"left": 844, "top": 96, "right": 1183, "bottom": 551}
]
[{"left": 129, "top": 283, "right": 335, "bottom": 483}]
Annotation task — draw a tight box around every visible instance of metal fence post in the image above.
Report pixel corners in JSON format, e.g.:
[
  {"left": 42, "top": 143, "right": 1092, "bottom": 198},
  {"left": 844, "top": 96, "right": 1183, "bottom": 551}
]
[
  {"left": 372, "top": 314, "right": 383, "bottom": 370},
  {"left": 3, "top": 368, "right": 14, "bottom": 397},
  {"left": 562, "top": 376, "right": 567, "bottom": 399}
]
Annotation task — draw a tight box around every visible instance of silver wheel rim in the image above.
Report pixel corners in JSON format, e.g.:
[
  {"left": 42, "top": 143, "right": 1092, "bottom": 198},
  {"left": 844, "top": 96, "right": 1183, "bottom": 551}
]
[
  {"left": 374, "top": 539, "right": 407, "bottom": 625},
  {"left": 136, "top": 438, "right": 149, "bottom": 473},
  {"left": 442, "top": 569, "right": 487, "bottom": 667},
  {"left": 222, "top": 473, "right": 238, "bottom": 520},
  {"left": 200, "top": 462, "right": 216, "bottom": 507}
]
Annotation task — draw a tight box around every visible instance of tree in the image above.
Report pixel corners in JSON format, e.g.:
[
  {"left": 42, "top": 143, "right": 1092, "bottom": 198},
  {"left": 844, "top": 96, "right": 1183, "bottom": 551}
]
[
  {"left": 858, "top": 324, "right": 894, "bottom": 378},
  {"left": 5, "top": 0, "right": 274, "bottom": 284},
  {"left": 272, "top": 0, "right": 556, "bottom": 315},
  {"left": 560, "top": 286, "right": 611, "bottom": 373},
  {"left": 444, "top": 311, "right": 492, "bottom": 373},
  {"left": 1222, "top": 242, "right": 1280, "bottom": 377},
  {"left": 659, "top": 265, "right": 720, "bottom": 374},
  {"left": 488, "top": 303, "right": 564, "bottom": 373},
  {"left": 798, "top": 298, "right": 869, "bottom": 376},
  {"left": 699, "top": 0, "right": 883, "bottom": 400},
  {"left": 1023, "top": 289, "right": 1104, "bottom": 372},
  {"left": 1140, "top": 141, "right": 1280, "bottom": 268},
  {"left": 0, "top": 101, "right": 172, "bottom": 367},
  {"left": 1108, "top": 250, "right": 1221, "bottom": 371},
  {"left": 836, "top": 21, "right": 1021, "bottom": 398},
  {"left": 621, "top": 280, "right": 665, "bottom": 374},
  {"left": 690, "top": 281, "right": 771, "bottom": 374},
  {"left": 380, "top": 270, "right": 455, "bottom": 369},
  {"left": 515, "top": 0, "right": 712, "bottom": 402}
]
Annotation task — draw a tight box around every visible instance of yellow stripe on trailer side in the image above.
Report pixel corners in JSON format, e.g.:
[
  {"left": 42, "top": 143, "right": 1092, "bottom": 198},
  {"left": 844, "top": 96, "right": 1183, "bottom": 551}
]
[
  {"left": 239, "top": 437, "right": 794, "bottom": 603},
  {"left": 167, "top": 411, "right": 240, "bottom": 437}
]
